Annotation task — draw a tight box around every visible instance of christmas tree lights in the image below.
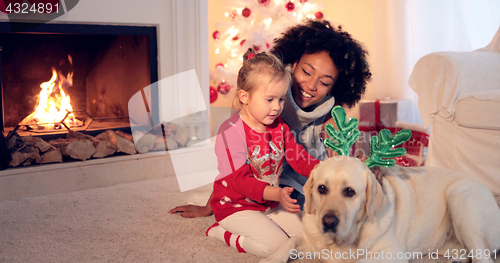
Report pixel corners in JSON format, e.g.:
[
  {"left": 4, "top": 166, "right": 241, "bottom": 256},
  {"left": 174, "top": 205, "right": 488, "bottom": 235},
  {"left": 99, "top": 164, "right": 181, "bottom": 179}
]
[{"left": 210, "top": 0, "right": 323, "bottom": 102}]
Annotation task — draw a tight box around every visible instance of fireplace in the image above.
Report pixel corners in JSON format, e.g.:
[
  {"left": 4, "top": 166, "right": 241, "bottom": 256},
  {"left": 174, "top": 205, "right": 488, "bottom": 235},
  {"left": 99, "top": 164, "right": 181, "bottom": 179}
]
[
  {"left": 0, "top": 22, "right": 159, "bottom": 139},
  {"left": 0, "top": 1, "right": 214, "bottom": 201}
]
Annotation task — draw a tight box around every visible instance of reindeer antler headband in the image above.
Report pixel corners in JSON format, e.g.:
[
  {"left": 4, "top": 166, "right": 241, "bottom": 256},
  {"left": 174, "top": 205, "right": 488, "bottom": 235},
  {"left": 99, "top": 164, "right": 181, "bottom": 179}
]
[{"left": 323, "top": 106, "right": 412, "bottom": 168}]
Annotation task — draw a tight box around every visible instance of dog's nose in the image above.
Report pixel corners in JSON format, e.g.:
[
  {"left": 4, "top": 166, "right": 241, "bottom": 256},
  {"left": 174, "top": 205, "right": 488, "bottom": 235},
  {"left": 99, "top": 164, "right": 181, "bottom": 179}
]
[{"left": 322, "top": 213, "right": 339, "bottom": 232}]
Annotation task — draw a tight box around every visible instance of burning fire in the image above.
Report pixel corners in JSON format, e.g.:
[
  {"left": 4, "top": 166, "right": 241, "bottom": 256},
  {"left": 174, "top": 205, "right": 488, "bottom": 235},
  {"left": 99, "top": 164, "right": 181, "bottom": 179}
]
[{"left": 22, "top": 55, "right": 82, "bottom": 130}]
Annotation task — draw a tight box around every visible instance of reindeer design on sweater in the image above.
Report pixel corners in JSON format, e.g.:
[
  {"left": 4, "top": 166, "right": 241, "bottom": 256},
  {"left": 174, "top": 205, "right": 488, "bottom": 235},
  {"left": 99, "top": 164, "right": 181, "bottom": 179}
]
[{"left": 247, "top": 141, "right": 284, "bottom": 187}]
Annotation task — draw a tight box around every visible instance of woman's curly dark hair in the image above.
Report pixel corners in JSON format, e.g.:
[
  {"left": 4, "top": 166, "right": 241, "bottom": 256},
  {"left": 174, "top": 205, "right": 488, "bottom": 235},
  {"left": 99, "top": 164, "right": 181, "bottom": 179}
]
[{"left": 271, "top": 19, "right": 371, "bottom": 108}]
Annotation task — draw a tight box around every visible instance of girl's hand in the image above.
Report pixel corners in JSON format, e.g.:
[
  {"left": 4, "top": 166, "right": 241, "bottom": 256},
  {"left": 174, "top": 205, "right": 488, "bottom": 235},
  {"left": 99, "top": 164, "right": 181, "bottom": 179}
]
[
  {"left": 279, "top": 187, "right": 301, "bottom": 214},
  {"left": 263, "top": 185, "right": 301, "bottom": 213},
  {"left": 169, "top": 204, "right": 213, "bottom": 218}
]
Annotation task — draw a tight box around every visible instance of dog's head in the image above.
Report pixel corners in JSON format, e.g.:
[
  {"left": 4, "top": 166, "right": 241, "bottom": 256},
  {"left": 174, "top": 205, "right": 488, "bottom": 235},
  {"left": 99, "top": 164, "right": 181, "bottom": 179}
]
[{"left": 303, "top": 156, "right": 386, "bottom": 244}]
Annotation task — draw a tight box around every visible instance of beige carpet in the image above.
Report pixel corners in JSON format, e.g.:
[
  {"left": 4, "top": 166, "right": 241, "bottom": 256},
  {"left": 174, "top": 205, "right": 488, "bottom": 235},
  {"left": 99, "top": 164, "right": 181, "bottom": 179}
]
[
  {"left": 0, "top": 176, "right": 261, "bottom": 263},
  {"left": 2, "top": 174, "right": 495, "bottom": 263}
]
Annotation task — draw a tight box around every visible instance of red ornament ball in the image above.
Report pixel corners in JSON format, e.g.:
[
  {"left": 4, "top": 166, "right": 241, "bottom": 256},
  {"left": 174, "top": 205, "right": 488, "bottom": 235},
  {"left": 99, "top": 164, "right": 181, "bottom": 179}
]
[
  {"left": 258, "top": 0, "right": 270, "bottom": 6},
  {"left": 286, "top": 2, "right": 295, "bottom": 11},
  {"left": 212, "top": 30, "right": 220, "bottom": 40},
  {"left": 217, "top": 81, "right": 231, "bottom": 95},
  {"left": 242, "top": 7, "right": 251, "bottom": 17},
  {"left": 215, "top": 63, "right": 224, "bottom": 68},
  {"left": 315, "top": 11, "right": 324, "bottom": 19},
  {"left": 210, "top": 86, "right": 218, "bottom": 103},
  {"left": 240, "top": 39, "right": 246, "bottom": 46},
  {"left": 252, "top": 45, "right": 261, "bottom": 52},
  {"left": 266, "top": 42, "right": 271, "bottom": 49},
  {"left": 299, "top": 0, "right": 308, "bottom": 3}
]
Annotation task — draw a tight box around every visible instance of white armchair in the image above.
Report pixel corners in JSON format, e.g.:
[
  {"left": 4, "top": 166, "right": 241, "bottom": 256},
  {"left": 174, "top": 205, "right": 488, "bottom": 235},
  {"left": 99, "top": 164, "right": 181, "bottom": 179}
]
[{"left": 408, "top": 27, "right": 500, "bottom": 194}]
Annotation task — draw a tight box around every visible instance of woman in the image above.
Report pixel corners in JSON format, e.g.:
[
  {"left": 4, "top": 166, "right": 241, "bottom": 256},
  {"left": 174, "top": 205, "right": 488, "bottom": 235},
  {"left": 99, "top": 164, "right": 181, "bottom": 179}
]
[{"left": 169, "top": 19, "right": 371, "bottom": 217}]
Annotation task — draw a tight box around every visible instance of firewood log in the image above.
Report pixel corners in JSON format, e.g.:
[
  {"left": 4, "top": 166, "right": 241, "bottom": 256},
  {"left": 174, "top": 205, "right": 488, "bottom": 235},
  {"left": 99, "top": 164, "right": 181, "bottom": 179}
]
[
  {"left": 66, "top": 130, "right": 117, "bottom": 158},
  {"left": 6, "top": 132, "right": 41, "bottom": 167},
  {"left": 135, "top": 122, "right": 190, "bottom": 150},
  {"left": 10, "top": 152, "right": 40, "bottom": 166},
  {"left": 49, "top": 138, "right": 96, "bottom": 161},
  {"left": 6, "top": 131, "right": 24, "bottom": 152},
  {"left": 9, "top": 145, "right": 41, "bottom": 167},
  {"left": 41, "top": 148, "right": 63, "bottom": 164},
  {"left": 163, "top": 123, "right": 176, "bottom": 137},
  {"left": 49, "top": 138, "right": 79, "bottom": 148},
  {"left": 62, "top": 140, "right": 96, "bottom": 161},
  {"left": 92, "top": 140, "right": 117, "bottom": 158},
  {"left": 66, "top": 130, "right": 99, "bottom": 145},
  {"left": 166, "top": 137, "right": 178, "bottom": 150},
  {"left": 135, "top": 133, "right": 156, "bottom": 153},
  {"left": 116, "top": 130, "right": 134, "bottom": 142},
  {"left": 96, "top": 130, "right": 136, "bottom": 155},
  {"left": 21, "top": 135, "right": 52, "bottom": 153},
  {"left": 173, "top": 124, "right": 190, "bottom": 147},
  {"left": 151, "top": 136, "right": 178, "bottom": 151}
]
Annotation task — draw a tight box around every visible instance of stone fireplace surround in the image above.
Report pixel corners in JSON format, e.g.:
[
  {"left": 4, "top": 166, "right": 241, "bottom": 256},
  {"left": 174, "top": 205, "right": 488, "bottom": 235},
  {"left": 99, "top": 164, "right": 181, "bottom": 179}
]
[{"left": 0, "top": 0, "right": 211, "bottom": 200}]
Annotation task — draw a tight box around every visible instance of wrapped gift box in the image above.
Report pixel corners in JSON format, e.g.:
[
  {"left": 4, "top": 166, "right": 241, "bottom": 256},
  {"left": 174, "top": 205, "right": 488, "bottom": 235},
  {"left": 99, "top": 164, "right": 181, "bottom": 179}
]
[
  {"left": 358, "top": 99, "right": 415, "bottom": 128},
  {"left": 353, "top": 99, "right": 428, "bottom": 166},
  {"left": 393, "top": 128, "right": 429, "bottom": 166}
]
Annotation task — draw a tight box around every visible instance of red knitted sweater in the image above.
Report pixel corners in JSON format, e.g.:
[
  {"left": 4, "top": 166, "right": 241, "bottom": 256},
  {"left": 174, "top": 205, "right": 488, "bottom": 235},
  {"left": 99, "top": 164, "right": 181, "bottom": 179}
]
[{"left": 210, "top": 113, "right": 320, "bottom": 222}]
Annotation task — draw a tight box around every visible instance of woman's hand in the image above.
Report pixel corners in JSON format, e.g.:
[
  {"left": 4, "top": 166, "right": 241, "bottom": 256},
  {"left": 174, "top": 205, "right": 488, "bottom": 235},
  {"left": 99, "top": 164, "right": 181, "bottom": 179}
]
[{"left": 169, "top": 204, "right": 213, "bottom": 218}]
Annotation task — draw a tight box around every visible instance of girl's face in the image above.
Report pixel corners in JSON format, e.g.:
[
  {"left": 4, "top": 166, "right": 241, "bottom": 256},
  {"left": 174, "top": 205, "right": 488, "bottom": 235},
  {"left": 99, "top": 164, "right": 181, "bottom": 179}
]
[
  {"left": 238, "top": 77, "right": 288, "bottom": 131},
  {"left": 291, "top": 51, "right": 339, "bottom": 111}
]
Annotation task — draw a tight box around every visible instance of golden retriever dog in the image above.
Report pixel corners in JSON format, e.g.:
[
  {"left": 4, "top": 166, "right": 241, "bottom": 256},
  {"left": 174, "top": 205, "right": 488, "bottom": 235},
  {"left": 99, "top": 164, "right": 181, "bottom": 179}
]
[{"left": 261, "top": 156, "right": 500, "bottom": 263}]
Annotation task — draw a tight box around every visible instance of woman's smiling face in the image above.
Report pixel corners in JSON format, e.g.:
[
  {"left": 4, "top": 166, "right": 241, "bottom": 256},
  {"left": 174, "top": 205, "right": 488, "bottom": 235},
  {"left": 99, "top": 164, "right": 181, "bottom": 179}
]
[{"left": 291, "top": 51, "right": 339, "bottom": 111}]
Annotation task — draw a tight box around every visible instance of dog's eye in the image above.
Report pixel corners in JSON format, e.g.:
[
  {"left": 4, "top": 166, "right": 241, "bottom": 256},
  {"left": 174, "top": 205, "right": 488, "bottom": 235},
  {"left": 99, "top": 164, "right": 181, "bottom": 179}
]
[
  {"left": 318, "top": 185, "right": 328, "bottom": 194},
  {"left": 343, "top": 188, "right": 356, "bottom": 197}
]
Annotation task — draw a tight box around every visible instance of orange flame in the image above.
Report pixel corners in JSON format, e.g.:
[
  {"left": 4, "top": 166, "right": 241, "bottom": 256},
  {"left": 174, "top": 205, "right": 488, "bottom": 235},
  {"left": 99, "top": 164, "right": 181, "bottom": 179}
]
[{"left": 31, "top": 62, "right": 80, "bottom": 130}]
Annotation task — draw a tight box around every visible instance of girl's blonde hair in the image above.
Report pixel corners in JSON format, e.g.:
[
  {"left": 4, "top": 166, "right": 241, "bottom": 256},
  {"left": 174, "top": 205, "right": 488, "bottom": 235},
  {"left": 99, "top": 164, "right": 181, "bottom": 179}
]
[{"left": 233, "top": 48, "right": 292, "bottom": 111}]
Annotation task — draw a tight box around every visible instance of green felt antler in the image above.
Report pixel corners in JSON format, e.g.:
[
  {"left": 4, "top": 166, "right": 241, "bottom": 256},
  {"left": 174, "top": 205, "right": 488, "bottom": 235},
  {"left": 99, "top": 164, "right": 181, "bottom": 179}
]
[
  {"left": 364, "top": 129, "right": 412, "bottom": 168},
  {"left": 323, "top": 105, "right": 412, "bottom": 168},
  {"left": 323, "top": 106, "right": 360, "bottom": 156}
]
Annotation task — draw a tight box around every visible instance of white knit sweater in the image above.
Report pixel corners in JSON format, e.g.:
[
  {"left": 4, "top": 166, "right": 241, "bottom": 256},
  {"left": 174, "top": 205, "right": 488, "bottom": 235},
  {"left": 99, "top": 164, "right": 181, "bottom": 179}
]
[{"left": 279, "top": 88, "right": 336, "bottom": 194}]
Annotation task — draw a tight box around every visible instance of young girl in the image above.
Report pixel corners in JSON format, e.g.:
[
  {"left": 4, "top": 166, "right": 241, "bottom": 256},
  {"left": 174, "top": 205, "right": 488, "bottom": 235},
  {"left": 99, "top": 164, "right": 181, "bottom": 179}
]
[{"left": 206, "top": 49, "right": 320, "bottom": 257}]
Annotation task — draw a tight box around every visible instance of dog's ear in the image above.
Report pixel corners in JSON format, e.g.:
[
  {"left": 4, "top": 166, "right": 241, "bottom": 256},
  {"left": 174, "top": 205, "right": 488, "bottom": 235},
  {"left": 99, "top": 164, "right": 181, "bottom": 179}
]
[
  {"left": 303, "top": 164, "right": 318, "bottom": 214},
  {"left": 365, "top": 170, "right": 386, "bottom": 224}
]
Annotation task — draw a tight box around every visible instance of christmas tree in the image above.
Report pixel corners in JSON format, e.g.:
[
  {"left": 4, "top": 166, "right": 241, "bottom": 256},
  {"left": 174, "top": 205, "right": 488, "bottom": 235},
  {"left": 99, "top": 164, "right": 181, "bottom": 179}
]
[{"left": 209, "top": 0, "right": 323, "bottom": 103}]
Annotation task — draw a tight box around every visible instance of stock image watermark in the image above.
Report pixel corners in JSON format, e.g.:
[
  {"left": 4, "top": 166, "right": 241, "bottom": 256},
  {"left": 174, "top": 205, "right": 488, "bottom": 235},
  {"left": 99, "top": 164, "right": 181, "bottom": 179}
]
[
  {"left": 289, "top": 248, "right": 498, "bottom": 261},
  {"left": 1, "top": 0, "right": 79, "bottom": 31},
  {"left": 128, "top": 69, "right": 216, "bottom": 192},
  {"left": 289, "top": 249, "right": 425, "bottom": 261},
  {"left": 429, "top": 249, "right": 498, "bottom": 261}
]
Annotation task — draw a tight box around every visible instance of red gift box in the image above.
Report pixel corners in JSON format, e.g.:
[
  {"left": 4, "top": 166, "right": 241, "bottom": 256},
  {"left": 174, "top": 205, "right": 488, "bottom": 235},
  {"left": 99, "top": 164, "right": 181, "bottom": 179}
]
[{"left": 354, "top": 100, "right": 429, "bottom": 167}]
